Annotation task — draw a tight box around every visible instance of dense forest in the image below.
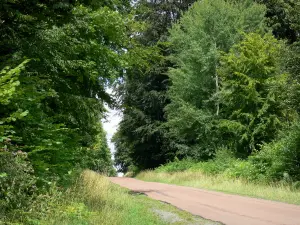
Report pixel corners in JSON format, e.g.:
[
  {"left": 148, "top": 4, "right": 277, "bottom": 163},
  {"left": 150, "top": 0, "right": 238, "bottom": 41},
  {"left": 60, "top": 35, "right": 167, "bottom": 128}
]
[
  {"left": 1, "top": 0, "right": 300, "bottom": 223},
  {"left": 0, "top": 0, "right": 134, "bottom": 222},
  {"left": 114, "top": 0, "right": 300, "bottom": 182}
]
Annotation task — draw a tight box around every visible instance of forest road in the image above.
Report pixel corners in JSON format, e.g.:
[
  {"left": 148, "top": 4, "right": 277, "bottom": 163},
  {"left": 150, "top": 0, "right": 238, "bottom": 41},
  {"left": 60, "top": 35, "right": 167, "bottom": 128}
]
[{"left": 109, "top": 177, "right": 300, "bottom": 225}]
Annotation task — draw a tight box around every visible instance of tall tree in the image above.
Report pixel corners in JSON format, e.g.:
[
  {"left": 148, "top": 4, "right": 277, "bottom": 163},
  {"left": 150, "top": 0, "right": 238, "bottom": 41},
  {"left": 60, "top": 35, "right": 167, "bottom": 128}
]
[
  {"left": 113, "top": 0, "right": 195, "bottom": 171},
  {"left": 1, "top": 0, "right": 131, "bottom": 180},
  {"left": 166, "top": 0, "right": 266, "bottom": 159},
  {"left": 218, "top": 33, "right": 289, "bottom": 156}
]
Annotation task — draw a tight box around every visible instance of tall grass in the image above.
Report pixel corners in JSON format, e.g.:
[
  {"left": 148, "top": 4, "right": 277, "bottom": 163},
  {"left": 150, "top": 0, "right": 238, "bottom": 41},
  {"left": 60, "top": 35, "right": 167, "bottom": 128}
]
[
  {"left": 137, "top": 170, "right": 300, "bottom": 205},
  {"left": 2, "top": 169, "right": 215, "bottom": 224},
  {"left": 19, "top": 170, "right": 211, "bottom": 225},
  {"left": 34, "top": 170, "right": 167, "bottom": 225}
]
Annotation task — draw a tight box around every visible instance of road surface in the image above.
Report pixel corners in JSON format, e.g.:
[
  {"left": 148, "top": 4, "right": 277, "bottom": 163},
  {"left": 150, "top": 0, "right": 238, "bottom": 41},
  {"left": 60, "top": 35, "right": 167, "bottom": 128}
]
[{"left": 110, "top": 177, "right": 300, "bottom": 225}]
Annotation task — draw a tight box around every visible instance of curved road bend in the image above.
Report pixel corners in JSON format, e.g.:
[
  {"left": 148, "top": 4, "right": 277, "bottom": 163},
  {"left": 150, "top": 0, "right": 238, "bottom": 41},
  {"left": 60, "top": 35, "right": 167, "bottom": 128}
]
[{"left": 109, "top": 178, "right": 300, "bottom": 225}]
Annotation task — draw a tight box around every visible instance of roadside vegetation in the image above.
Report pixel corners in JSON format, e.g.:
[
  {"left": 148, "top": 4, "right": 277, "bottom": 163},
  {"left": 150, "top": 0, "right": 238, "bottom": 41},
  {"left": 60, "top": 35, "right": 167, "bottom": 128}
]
[
  {"left": 137, "top": 117, "right": 300, "bottom": 205},
  {"left": 2, "top": 170, "right": 215, "bottom": 225},
  {"left": 137, "top": 148, "right": 300, "bottom": 205},
  {"left": 135, "top": 102, "right": 300, "bottom": 205}
]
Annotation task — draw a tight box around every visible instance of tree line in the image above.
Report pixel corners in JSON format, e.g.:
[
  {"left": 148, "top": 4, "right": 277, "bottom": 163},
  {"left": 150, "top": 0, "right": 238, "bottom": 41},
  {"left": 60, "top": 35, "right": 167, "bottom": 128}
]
[{"left": 113, "top": 0, "right": 300, "bottom": 182}]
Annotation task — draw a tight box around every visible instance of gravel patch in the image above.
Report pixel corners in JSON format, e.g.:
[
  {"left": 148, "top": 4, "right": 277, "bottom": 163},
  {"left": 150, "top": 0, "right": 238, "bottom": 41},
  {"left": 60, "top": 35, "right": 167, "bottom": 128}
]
[
  {"left": 152, "top": 208, "right": 222, "bottom": 225},
  {"left": 152, "top": 209, "right": 184, "bottom": 223}
]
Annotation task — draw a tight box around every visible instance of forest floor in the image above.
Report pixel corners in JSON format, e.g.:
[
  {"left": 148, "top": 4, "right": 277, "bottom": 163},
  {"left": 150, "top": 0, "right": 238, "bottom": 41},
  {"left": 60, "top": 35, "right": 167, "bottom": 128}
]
[{"left": 110, "top": 177, "right": 300, "bottom": 225}]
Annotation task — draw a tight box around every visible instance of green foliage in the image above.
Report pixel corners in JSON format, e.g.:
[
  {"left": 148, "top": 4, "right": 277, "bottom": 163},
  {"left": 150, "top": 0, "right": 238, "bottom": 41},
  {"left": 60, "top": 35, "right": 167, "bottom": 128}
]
[
  {"left": 255, "top": 0, "right": 300, "bottom": 43},
  {"left": 21, "top": 171, "right": 186, "bottom": 225},
  {"left": 154, "top": 130, "right": 300, "bottom": 183},
  {"left": 190, "top": 149, "right": 236, "bottom": 175},
  {"left": 155, "top": 0, "right": 300, "bottom": 184},
  {"left": 0, "top": 151, "right": 37, "bottom": 221},
  {"left": 0, "top": 61, "right": 29, "bottom": 143},
  {"left": 223, "top": 160, "right": 261, "bottom": 182},
  {"left": 115, "top": 0, "right": 300, "bottom": 182},
  {"left": 1, "top": 0, "right": 130, "bottom": 222},
  {"left": 2, "top": 0, "right": 300, "bottom": 222},
  {"left": 0, "top": 1, "right": 128, "bottom": 181},
  {"left": 166, "top": 0, "right": 267, "bottom": 159},
  {"left": 250, "top": 121, "right": 300, "bottom": 182},
  {"left": 83, "top": 127, "right": 116, "bottom": 176},
  {"left": 113, "top": 0, "right": 196, "bottom": 171},
  {"left": 0, "top": 61, "right": 38, "bottom": 222},
  {"left": 155, "top": 149, "right": 235, "bottom": 174},
  {"left": 218, "top": 33, "right": 290, "bottom": 155},
  {"left": 114, "top": 53, "right": 173, "bottom": 170},
  {"left": 135, "top": 0, "right": 195, "bottom": 44},
  {"left": 156, "top": 158, "right": 195, "bottom": 173},
  {"left": 283, "top": 42, "right": 300, "bottom": 115}
]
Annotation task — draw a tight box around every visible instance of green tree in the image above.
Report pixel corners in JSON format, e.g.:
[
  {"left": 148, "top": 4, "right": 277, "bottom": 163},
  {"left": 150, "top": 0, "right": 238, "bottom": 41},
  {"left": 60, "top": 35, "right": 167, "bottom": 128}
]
[
  {"left": 1, "top": 0, "right": 131, "bottom": 182},
  {"left": 255, "top": 0, "right": 300, "bottom": 43},
  {"left": 0, "top": 61, "right": 29, "bottom": 145},
  {"left": 113, "top": 0, "right": 195, "bottom": 171},
  {"left": 0, "top": 62, "right": 38, "bottom": 220},
  {"left": 166, "top": 0, "right": 266, "bottom": 159},
  {"left": 218, "top": 33, "right": 290, "bottom": 156}
]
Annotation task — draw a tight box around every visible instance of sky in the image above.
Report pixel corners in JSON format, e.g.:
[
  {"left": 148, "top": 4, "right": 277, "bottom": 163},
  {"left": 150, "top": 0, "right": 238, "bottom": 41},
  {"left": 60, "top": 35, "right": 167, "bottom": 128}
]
[
  {"left": 102, "top": 105, "right": 122, "bottom": 160},
  {"left": 102, "top": 88, "right": 123, "bottom": 176},
  {"left": 102, "top": 105, "right": 123, "bottom": 177}
]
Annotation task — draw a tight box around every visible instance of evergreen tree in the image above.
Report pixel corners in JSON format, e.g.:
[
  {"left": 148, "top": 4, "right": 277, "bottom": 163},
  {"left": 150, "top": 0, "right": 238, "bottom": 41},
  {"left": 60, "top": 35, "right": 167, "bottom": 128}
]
[{"left": 113, "top": 0, "right": 195, "bottom": 171}]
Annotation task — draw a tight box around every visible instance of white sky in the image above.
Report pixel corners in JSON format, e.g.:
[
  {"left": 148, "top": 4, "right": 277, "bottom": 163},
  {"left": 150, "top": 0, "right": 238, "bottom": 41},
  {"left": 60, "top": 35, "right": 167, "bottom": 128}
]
[
  {"left": 102, "top": 88, "right": 123, "bottom": 177},
  {"left": 102, "top": 105, "right": 122, "bottom": 159},
  {"left": 102, "top": 87, "right": 122, "bottom": 160}
]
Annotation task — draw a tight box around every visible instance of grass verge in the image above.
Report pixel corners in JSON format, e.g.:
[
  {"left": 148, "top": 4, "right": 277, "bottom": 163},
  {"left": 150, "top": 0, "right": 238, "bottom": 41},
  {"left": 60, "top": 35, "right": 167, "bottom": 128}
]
[
  {"left": 13, "top": 170, "right": 215, "bottom": 225},
  {"left": 136, "top": 170, "right": 300, "bottom": 205}
]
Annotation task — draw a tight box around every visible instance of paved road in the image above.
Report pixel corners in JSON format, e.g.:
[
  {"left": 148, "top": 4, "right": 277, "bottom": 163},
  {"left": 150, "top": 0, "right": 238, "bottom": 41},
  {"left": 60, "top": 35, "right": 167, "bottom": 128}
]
[{"left": 110, "top": 178, "right": 300, "bottom": 225}]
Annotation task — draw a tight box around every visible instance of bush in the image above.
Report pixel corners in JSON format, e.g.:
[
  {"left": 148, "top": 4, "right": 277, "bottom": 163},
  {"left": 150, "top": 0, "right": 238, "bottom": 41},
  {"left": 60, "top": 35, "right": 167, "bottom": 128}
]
[
  {"left": 125, "top": 165, "right": 141, "bottom": 177},
  {"left": 155, "top": 158, "right": 195, "bottom": 173},
  {"left": 189, "top": 148, "right": 236, "bottom": 174},
  {"left": 154, "top": 149, "right": 236, "bottom": 174},
  {"left": 223, "top": 160, "right": 263, "bottom": 182},
  {"left": 0, "top": 150, "right": 37, "bottom": 221},
  {"left": 249, "top": 122, "right": 300, "bottom": 182}
]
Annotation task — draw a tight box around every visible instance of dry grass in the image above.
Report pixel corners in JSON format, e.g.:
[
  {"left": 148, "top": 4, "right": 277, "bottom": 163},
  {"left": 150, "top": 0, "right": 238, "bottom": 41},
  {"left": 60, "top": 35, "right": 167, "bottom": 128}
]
[{"left": 137, "top": 170, "right": 300, "bottom": 205}]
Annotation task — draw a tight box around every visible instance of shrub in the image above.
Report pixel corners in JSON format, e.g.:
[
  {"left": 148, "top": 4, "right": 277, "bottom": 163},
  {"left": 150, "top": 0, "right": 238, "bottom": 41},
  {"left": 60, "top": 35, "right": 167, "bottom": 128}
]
[
  {"left": 223, "top": 160, "right": 263, "bottom": 182},
  {"left": 189, "top": 148, "right": 236, "bottom": 174},
  {"left": 155, "top": 158, "right": 195, "bottom": 173},
  {"left": 0, "top": 150, "right": 37, "bottom": 221},
  {"left": 249, "top": 122, "right": 300, "bottom": 182},
  {"left": 125, "top": 165, "right": 141, "bottom": 177}
]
